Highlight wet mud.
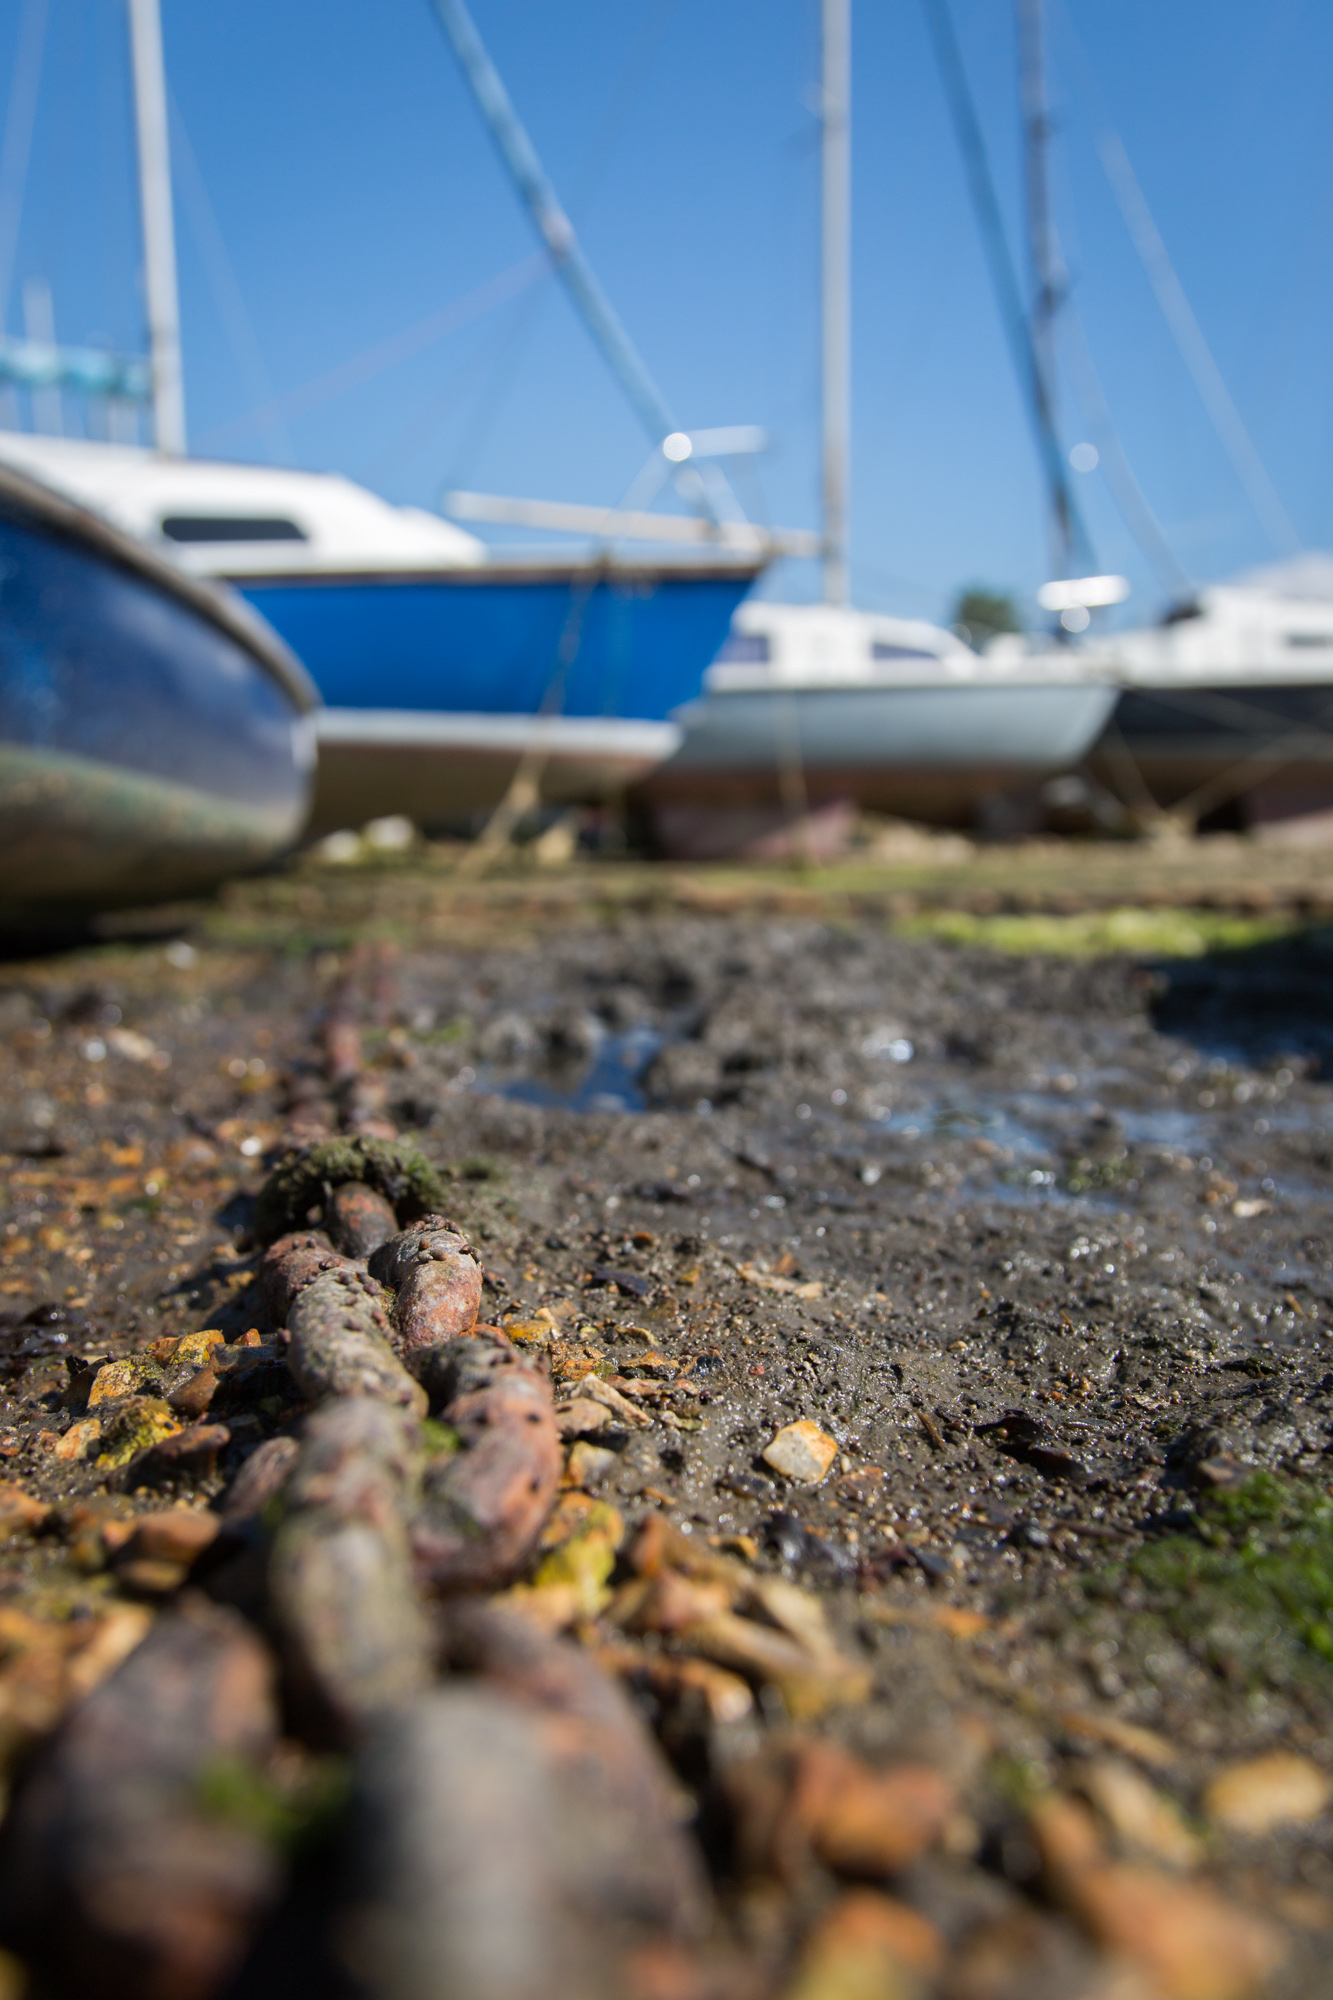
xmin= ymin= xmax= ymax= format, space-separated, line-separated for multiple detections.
xmin=2 ymin=908 xmax=1333 ymax=1995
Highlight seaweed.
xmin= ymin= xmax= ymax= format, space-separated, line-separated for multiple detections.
xmin=1097 ymin=1472 xmax=1333 ymax=1687
xmin=254 ymin=1136 xmax=449 ymax=1246
xmin=897 ymin=905 xmax=1289 ymax=959
xmin=1061 ymin=1152 xmax=1143 ymax=1195
xmin=196 ymin=1751 xmax=351 ymax=1855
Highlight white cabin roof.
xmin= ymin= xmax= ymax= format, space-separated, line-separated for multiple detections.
xmin=1082 ymin=560 xmax=1333 ymax=687
xmin=1231 ymin=553 xmax=1333 ymax=602
xmin=0 ymin=433 xmax=485 ymax=575
xmin=709 ymin=599 xmax=1100 ymax=690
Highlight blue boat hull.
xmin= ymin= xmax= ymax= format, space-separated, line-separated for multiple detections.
xmin=231 ymin=560 xmax=756 ymax=832
xmin=235 ymin=564 xmax=756 ymax=723
xmin=0 ymin=471 xmax=316 ymax=913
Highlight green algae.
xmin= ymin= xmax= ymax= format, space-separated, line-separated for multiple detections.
xmin=420 ymin=1018 xmax=471 ymax=1044
xmin=1092 ymin=1472 xmax=1333 ymax=1688
xmin=988 ymin=1752 xmax=1051 ymax=1809
xmin=420 ymin=1418 xmax=462 ymax=1459
xmin=197 ymin=1751 xmax=350 ymax=1853
xmin=255 ymin=1135 xmax=449 ymax=1245
xmin=1061 ymin=1152 xmax=1143 ymax=1195
xmin=895 ymin=905 xmax=1291 ymax=959
xmin=95 ymin=1397 xmax=181 ymax=1470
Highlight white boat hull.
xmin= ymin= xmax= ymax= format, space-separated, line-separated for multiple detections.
xmin=310 ymin=709 xmax=681 ymax=835
xmin=640 ymin=679 xmax=1117 ymax=832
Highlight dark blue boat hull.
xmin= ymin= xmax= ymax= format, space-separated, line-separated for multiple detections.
xmin=0 ymin=480 xmax=315 ymax=913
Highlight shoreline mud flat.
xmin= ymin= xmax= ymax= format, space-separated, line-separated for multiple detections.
xmin=1 ymin=858 xmax=1333 ymax=1996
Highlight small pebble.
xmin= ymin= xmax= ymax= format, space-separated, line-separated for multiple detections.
xmin=566 ymin=1441 xmax=619 ymax=1486
xmin=1204 ymin=1753 xmax=1332 ymax=1835
xmin=124 ymin=1508 xmax=221 ymax=1567
xmin=762 ymin=1419 xmax=839 ymax=1486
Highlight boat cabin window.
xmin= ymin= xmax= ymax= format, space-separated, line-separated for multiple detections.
xmin=159 ymin=516 xmax=308 ymax=543
xmin=871 ymin=641 xmax=937 ymax=660
xmin=715 ymin=632 xmax=770 ymax=663
xmin=1285 ymin=632 xmax=1333 ymax=648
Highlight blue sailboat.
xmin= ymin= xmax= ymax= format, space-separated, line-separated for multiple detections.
xmin=0 ymin=0 xmax=771 ymax=838
xmin=249 ymin=561 xmax=756 ymax=833
xmin=0 ymin=432 xmax=759 ymax=834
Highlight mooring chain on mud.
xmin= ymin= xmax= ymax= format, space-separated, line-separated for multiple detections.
xmin=0 ymin=944 xmax=714 ymax=2000
xmin=248 ymin=1142 xmax=699 ymax=1996
xmin=367 ymin=1217 xmax=484 ymax=1350
xmin=0 ymin=912 xmax=1320 ymax=2000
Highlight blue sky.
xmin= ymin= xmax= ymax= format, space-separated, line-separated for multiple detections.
xmin=1 ymin=0 xmax=1330 ymax=626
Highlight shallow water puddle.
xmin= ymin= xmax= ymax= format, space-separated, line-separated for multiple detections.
xmin=481 ymin=1025 xmax=664 ymax=1114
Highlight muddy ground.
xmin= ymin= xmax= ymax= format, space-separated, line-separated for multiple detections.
xmin=4 ymin=870 xmax=1333 ymax=1996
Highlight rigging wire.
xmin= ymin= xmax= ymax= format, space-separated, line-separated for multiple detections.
xmin=178 ymin=0 xmax=679 ymax=479
xmin=167 ymin=93 xmax=294 ymax=465
xmin=1060 ymin=295 xmax=1194 ymax=600
xmin=191 ymin=251 xmax=548 ymax=453
xmin=1017 ymin=0 xmax=1076 ymax=579
xmin=436 ymin=279 xmax=554 ymax=494
xmin=1019 ymin=5 xmax=1193 ymax=598
xmin=0 ymin=0 xmax=50 ymax=335
xmin=423 ymin=0 xmax=746 ymax=531
xmin=438 ymin=0 xmax=679 ymax=496
xmin=919 ymin=0 xmax=1095 ymax=578
xmin=568 ymin=0 xmax=679 ymax=217
xmin=1096 ymin=130 xmax=1301 ymax=558
xmin=423 ymin=0 xmax=680 ymax=453
xmin=849 ymin=554 xmax=957 ymax=613
xmin=361 ymin=287 xmax=549 ymax=489
xmin=1251 ymin=152 xmax=1333 ymax=436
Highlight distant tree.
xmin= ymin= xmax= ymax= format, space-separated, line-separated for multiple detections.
xmin=952 ymin=586 xmax=1021 ymax=651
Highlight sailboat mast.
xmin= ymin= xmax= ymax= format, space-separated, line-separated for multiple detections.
xmin=1016 ymin=0 xmax=1069 ymax=579
xmin=821 ymin=0 xmax=851 ymax=606
xmin=127 ymin=0 xmax=185 ymax=453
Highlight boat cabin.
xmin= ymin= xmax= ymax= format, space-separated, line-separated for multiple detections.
xmin=1086 ymin=556 xmax=1333 ymax=688
xmin=0 ymin=433 xmax=485 ymax=578
xmin=707 ymin=600 xmax=976 ymax=691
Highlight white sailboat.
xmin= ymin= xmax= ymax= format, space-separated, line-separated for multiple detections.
xmin=1078 ymin=557 xmax=1333 ymax=836
xmin=961 ymin=0 xmax=1333 ymax=842
xmin=647 ymin=600 xmax=1115 ymax=856
xmin=637 ymin=0 xmax=1117 ymax=857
